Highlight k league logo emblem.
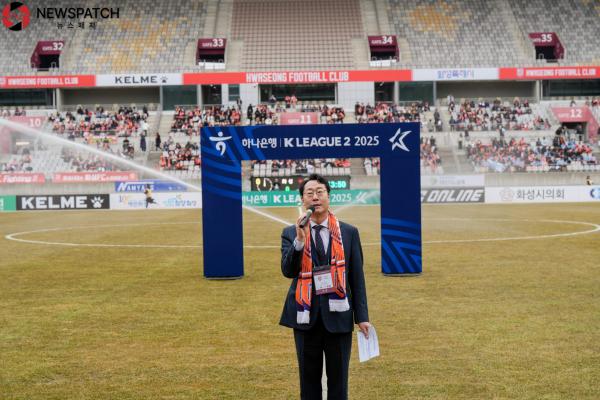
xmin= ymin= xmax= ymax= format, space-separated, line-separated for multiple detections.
xmin=209 ymin=131 xmax=233 ymax=156
xmin=389 ymin=129 xmax=410 ymax=152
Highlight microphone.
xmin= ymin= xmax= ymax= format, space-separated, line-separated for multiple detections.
xmin=298 ymin=206 xmax=315 ymax=228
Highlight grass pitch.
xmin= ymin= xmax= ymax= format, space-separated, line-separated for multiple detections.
xmin=0 ymin=203 xmax=599 ymax=399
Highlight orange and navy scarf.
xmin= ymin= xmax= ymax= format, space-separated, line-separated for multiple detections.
xmin=295 ymin=212 xmax=349 ymax=324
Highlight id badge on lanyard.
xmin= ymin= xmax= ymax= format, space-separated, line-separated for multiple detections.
xmin=313 ymin=265 xmax=335 ymax=295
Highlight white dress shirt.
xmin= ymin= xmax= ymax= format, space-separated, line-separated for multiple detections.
xmin=294 ymin=218 xmax=329 ymax=252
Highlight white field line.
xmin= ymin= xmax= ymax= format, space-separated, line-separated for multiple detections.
xmin=4 ymin=219 xmax=600 ymax=249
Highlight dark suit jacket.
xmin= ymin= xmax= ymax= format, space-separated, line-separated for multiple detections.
xmin=279 ymin=221 xmax=369 ymax=333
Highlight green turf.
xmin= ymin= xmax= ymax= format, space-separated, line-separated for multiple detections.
xmin=0 ymin=204 xmax=599 ymax=399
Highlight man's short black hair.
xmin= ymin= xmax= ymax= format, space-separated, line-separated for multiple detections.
xmin=299 ymin=173 xmax=331 ymax=196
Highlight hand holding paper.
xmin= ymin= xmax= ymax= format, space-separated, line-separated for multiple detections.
xmin=357 ymin=325 xmax=379 ymax=362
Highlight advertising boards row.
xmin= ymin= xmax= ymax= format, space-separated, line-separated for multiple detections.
xmin=1 ymin=66 xmax=599 ymax=89
xmin=2 ymin=186 xmax=599 ymax=212
xmin=0 ymin=193 xmax=201 ymax=211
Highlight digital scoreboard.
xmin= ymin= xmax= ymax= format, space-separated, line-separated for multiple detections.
xmin=251 ymin=175 xmax=351 ymax=191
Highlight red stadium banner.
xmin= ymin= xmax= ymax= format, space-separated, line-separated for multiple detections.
xmin=183 ymin=69 xmax=412 ymax=84
xmin=53 ymin=171 xmax=138 ymax=183
xmin=0 ymin=173 xmax=46 ymax=184
xmin=499 ymin=66 xmax=600 ymax=80
xmin=183 ymin=72 xmax=245 ymax=85
xmin=2 ymin=67 xmax=600 ymax=89
xmin=279 ymin=112 xmax=321 ymax=125
xmin=349 ymin=70 xmax=411 ymax=82
xmin=0 ymin=75 xmax=95 ymax=89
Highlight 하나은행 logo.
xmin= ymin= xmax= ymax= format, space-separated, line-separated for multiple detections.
xmin=209 ymin=131 xmax=233 ymax=156
xmin=2 ymin=2 xmax=30 ymax=31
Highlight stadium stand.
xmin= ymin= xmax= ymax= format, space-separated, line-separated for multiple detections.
xmin=363 ymin=136 xmax=444 ymax=176
xmin=385 ymin=0 xmax=527 ymax=68
xmin=0 ymin=148 xmax=32 ymax=172
xmin=1 ymin=0 xmax=599 ymax=74
xmin=1 ymin=1 xmax=599 ymax=183
xmin=383 ymin=0 xmax=600 ymax=68
xmin=250 ymin=159 xmax=350 ymax=177
xmin=171 ymin=105 xmax=243 ymax=135
xmin=448 ymin=98 xmax=550 ymax=132
xmin=355 ymin=101 xmax=428 ymax=124
xmin=507 ymin=0 xmax=600 ymax=65
xmin=231 ymin=0 xmax=363 ymax=70
xmin=363 ymin=157 xmax=379 ymax=176
xmin=1 ymin=142 xmax=133 ymax=176
xmin=67 ymin=0 xmax=207 ymax=73
xmin=0 ymin=0 xmax=207 ymax=74
xmin=49 ymin=106 xmax=149 ymax=137
xmin=0 ymin=0 xmax=79 ymax=74
xmin=467 ymin=136 xmax=598 ymax=173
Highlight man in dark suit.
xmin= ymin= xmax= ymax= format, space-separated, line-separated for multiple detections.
xmin=280 ymin=173 xmax=370 ymax=400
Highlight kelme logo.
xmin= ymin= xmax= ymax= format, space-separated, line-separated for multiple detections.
xmin=2 ymin=2 xmax=30 ymax=31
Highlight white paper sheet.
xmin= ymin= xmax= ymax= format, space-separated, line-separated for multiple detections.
xmin=357 ymin=325 xmax=380 ymax=362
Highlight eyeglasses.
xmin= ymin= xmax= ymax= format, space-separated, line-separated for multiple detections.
xmin=303 ymin=189 xmax=327 ymax=197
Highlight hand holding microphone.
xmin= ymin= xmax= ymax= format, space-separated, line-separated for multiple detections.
xmin=298 ymin=206 xmax=315 ymax=228
xmin=295 ymin=206 xmax=315 ymax=243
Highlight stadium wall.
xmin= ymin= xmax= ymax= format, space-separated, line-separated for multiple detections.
xmin=336 ymin=82 xmax=375 ymax=110
xmin=60 ymin=88 xmax=160 ymax=107
xmin=436 ymin=81 xmax=537 ymax=101
xmin=485 ymin=172 xmax=599 ymax=187
xmin=239 ymin=84 xmax=260 ymax=108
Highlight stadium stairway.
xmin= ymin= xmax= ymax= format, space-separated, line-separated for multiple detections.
xmin=214 ymin=0 xmax=234 ymax=38
xmin=438 ymin=106 xmax=452 ymax=132
xmin=144 ymin=150 xmax=163 ymax=175
xmin=437 ymin=148 xmax=463 ymax=174
xmin=360 ymin=0 xmax=379 ymax=35
xmin=497 ymin=0 xmax=534 ymax=61
xmin=351 ymin=39 xmax=371 ymax=70
xmin=225 ymin=40 xmax=244 ymax=71
xmin=158 ymin=111 xmax=175 ymax=138
xmin=60 ymin=28 xmax=86 ymax=72
xmin=375 ymin=0 xmax=392 ymax=34
xmin=202 ymin=0 xmax=218 ymax=38
xmin=351 ymin=159 xmax=367 ymax=176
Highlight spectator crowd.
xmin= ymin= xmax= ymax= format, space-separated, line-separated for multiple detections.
xmin=448 ymin=97 xmax=549 ymax=132
xmin=0 ymin=148 xmax=32 ymax=172
xmin=159 ymin=134 xmax=200 ymax=171
xmin=49 ymin=105 xmax=149 ymax=138
xmin=467 ymin=135 xmax=597 ymax=172
xmin=355 ymin=101 xmax=429 ymax=125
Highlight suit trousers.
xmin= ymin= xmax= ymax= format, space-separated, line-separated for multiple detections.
xmin=293 ymin=314 xmax=352 ymax=400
